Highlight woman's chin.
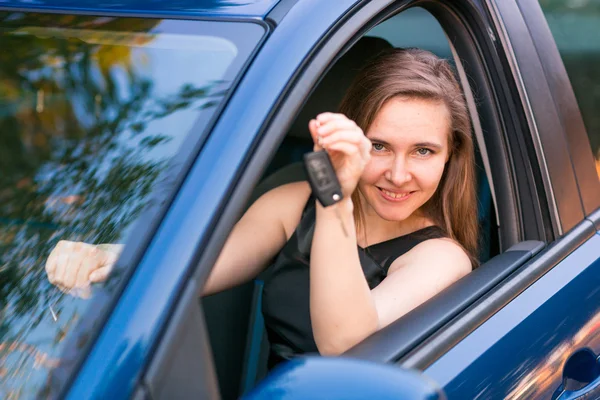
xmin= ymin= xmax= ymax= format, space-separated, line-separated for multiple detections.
xmin=366 ymin=194 xmax=423 ymax=222
xmin=369 ymin=202 xmax=416 ymax=222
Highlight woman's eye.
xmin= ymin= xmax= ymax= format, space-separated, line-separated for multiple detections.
xmin=416 ymin=148 xmax=432 ymax=156
xmin=372 ymin=143 xmax=386 ymax=152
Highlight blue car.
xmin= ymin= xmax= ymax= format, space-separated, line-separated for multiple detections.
xmin=0 ymin=0 xmax=599 ymax=399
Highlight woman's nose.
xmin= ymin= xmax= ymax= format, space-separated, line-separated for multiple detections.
xmin=384 ymin=157 xmax=412 ymax=185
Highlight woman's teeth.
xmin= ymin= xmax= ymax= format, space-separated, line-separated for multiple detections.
xmin=380 ymin=188 xmax=411 ymax=199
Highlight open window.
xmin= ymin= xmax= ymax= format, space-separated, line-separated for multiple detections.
xmin=199 ymin=2 xmax=550 ymax=399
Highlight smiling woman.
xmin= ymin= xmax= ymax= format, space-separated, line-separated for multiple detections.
xmin=340 ymin=48 xmax=478 ymax=266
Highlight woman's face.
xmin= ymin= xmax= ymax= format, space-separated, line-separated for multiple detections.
xmin=357 ymin=96 xmax=451 ymax=223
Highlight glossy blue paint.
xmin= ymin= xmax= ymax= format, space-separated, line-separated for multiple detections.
xmin=0 ymin=0 xmax=279 ymax=18
xmin=243 ymin=357 xmax=444 ymax=400
xmin=425 ymin=232 xmax=600 ymax=399
xmin=66 ymin=1 xmax=360 ymax=398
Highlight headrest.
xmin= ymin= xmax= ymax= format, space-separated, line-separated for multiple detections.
xmin=288 ymin=36 xmax=393 ymax=140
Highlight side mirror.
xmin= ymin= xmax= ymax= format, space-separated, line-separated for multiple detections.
xmin=243 ymin=356 xmax=446 ymax=399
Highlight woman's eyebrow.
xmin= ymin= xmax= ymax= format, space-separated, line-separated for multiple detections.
xmin=368 ymin=136 xmax=443 ymax=150
xmin=414 ymin=142 xmax=443 ymax=150
xmin=367 ymin=136 xmax=391 ymax=146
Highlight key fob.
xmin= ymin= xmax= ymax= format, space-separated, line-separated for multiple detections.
xmin=303 ymin=150 xmax=343 ymax=207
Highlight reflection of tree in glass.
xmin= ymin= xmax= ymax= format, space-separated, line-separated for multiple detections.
xmin=0 ymin=12 xmax=228 ymax=395
xmin=539 ymin=0 xmax=600 ymax=13
xmin=538 ymin=1 xmax=600 ymax=178
xmin=562 ymin=54 xmax=600 ymax=157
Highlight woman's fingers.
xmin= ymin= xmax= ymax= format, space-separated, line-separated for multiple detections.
xmin=45 ymin=240 xmax=113 ymax=294
xmin=308 ymin=119 xmax=323 ymax=151
xmin=315 ymin=112 xmax=349 ymax=124
xmin=320 ymin=130 xmax=363 ymax=147
xmin=316 ymin=118 xmax=358 ymax=137
xmin=45 ymin=244 xmax=59 ymax=283
xmin=53 ymin=241 xmax=73 ymax=287
xmin=322 ymin=131 xmax=371 ymax=163
xmin=75 ymin=246 xmax=99 ymax=289
xmin=326 ymin=142 xmax=363 ymax=159
xmin=63 ymin=242 xmax=86 ymax=289
xmin=359 ymin=136 xmax=372 ymax=161
xmin=89 ymin=265 xmax=113 ymax=283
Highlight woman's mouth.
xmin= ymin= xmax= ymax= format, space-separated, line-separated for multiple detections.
xmin=377 ymin=187 xmax=414 ymax=202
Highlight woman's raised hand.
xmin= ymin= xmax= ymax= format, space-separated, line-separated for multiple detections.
xmin=309 ymin=113 xmax=371 ymax=197
xmin=45 ymin=241 xmax=120 ymax=298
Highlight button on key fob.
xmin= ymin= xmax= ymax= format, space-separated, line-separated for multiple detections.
xmin=303 ymin=150 xmax=343 ymax=207
xmin=304 ymin=150 xmax=349 ymax=237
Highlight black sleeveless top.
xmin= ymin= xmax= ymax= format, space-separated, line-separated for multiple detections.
xmin=261 ymin=197 xmax=446 ymax=369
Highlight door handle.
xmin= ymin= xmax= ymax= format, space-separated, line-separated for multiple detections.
xmin=552 ymin=348 xmax=600 ymax=400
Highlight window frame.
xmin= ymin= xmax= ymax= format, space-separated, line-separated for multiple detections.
xmin=486 ymin=0 xmax=591 ymax=234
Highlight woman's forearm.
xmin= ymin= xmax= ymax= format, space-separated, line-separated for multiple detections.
xmin=310 ymin=198 xmax=379 ymax=355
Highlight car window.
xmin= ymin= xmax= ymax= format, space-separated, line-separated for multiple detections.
xmin=0 ymin=12 xmax=263 ymax=397
xmin=367 ymin=7 xmax=452 ymax=58
xmin=538 ymin=0 xmax=600 ymax=179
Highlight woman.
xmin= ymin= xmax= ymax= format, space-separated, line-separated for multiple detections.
xmin=45 ymin=48 xmax=478 ymax=366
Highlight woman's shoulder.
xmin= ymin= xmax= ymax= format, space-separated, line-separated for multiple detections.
xmin=389 ymin=235 xmax=472 ymax=278
xmin=252 ymin=181 xmax=312 ymax=239
xmin=250 ymin=180 xmax=310 ymax=206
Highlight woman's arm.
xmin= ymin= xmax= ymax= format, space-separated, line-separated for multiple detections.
xmin=311 ymin=208 xmax=471 ymax=354
xmin=45 ymin=181 xmax=311 ymax=298
xmin=370 ymin=238 xmax=471 ymax=329
xmin=306 ymin=113 xmax=379 ymax=354
xmin=310 ymin=197 xmax=379 ymax=355
xmin=202 ymin=181 xmax=311 ymax=295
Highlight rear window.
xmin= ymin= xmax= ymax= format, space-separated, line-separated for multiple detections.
xmin=538 ymin=0 xmax=600 ymax=178
xmin=0 ymin=12 xmax=263 ymax=397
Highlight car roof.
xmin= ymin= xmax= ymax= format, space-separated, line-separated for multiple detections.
xmin=0 ymin=0 xmax=282 ymax=18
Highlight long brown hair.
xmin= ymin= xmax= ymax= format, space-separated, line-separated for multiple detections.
xmin=338 ymin=47 xmax=479 ymax=267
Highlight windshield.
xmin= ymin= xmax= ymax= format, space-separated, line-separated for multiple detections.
xmin=0 ymin=12 xmax=263 ymax=397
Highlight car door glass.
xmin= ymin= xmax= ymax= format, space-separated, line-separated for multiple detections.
xmin=0 ymin=13 xmax=263 ymax=398
xmin=539 ymin=0 xmax=600 ymax=179
xmin=367 ymin=7 xmax=452 ymax=59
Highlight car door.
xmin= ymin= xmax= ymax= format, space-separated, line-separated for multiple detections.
xmin=196 ymin=0 xmax=577 ymax=397
xmin=246 ymin=0 xmax=599 ymax=398
xmin=129 ymin=0 xmax=595 ymax=398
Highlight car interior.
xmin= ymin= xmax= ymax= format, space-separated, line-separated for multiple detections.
xmin=201 ymin=6 xmax=522 ymax=400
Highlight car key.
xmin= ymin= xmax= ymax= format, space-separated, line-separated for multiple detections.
xmin=303 ymin=149 xmax=349 ymax=237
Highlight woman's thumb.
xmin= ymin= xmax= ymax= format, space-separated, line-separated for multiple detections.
xmin=89 ymin=265 xmax=112 ymax=282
